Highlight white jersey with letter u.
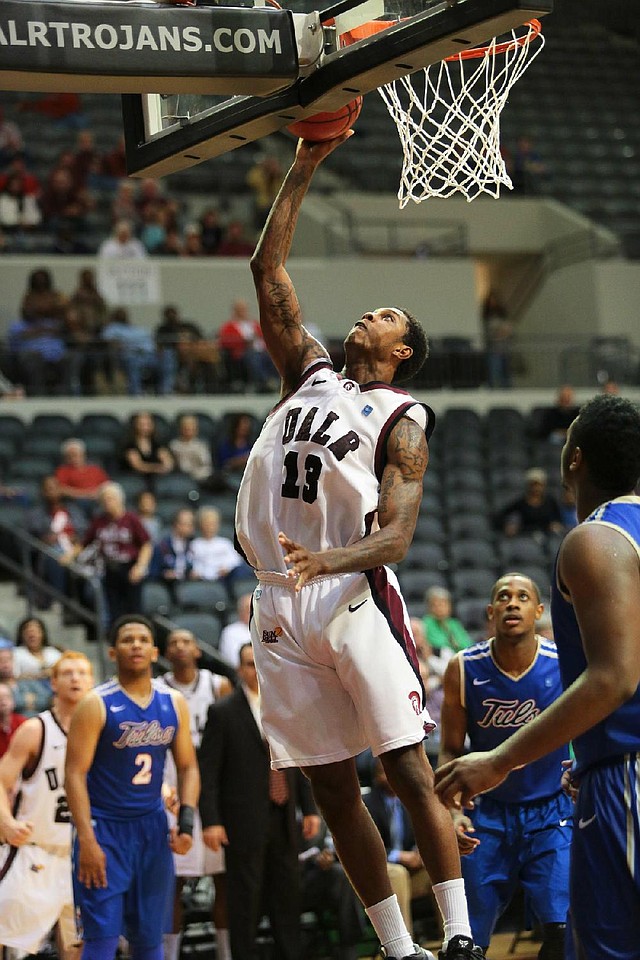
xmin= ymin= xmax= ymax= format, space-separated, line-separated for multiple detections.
xmin=14 ymin=709 xmax=70 ymax=849
xmin=236 ymin=359 xmax=435 ymax=572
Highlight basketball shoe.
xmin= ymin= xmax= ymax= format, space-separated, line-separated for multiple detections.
xmin=438 ymin=935 xmax=484 ymax=959
xmin=381 ymin=946 xmax=436 ymax=960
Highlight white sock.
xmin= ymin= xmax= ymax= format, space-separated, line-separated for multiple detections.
xmin=163 ymin=933 xmax=181 ymax=960
xmin=365 ymin=894 xmax=414 ymax=958
xmin=432 ymin=878 xmax=472 ymax=946
xmin=216 ymin=927 xmax=232 ymax=960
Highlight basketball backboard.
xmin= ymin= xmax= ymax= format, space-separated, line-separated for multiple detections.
xmin=122 ymin=0 xmax=553 ymax=177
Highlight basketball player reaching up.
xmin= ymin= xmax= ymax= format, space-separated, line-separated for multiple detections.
xmin=439 ymin=573 xmax=571 ymax=958
xmin=435 ymin=395 xmax=640 ymax=959
xmin=234 ymin=133 xmax=482 ymax=960
xmin=65 ymin=615 xmax=200 ymax=960
xmin=0 ymin=651 xmax=94 ymax=960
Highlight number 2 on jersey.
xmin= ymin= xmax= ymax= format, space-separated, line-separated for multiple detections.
xmin=132 ymin=752 xmax=153 ymax=785
xmin=281 ymin=452 xmax=322 ymax=503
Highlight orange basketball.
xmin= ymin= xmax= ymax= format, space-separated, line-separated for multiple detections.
xmin=286 ymin=96 xmax=363 ymax=142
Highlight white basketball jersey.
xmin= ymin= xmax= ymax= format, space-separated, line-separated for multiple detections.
xmin=163 ymin=669 xmax=225 ymax=748
xmin=14 ymin=710 xmax=70 ymax=849
xmin=236 ymin=359 xmax=434 ymax=572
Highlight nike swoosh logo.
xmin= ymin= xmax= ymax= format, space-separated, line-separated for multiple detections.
xmin=559 ymin=819 xmax=568 ymax=826
xmin=473 ymin=678 xmax=491 ymax=686
xmin=578 ymin=815 xmax=596 ymax=829
xmin=348 ymin=600 xmax=368 ymax=613
xmin=312 ymin=378 xmax=326 ymax=386
xmin=110 ymin=704 xmax=127 ymax=712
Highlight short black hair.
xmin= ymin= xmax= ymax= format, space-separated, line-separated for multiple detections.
xmin=109 ymin=614 xmax=155 ymax=647
xmin=491 ymin=573 xmax=541 ymax=604
xmin=394 ymin=309 xmax=429 ymax=384
xmin=571 ymin=395 xmax=640 ymax=493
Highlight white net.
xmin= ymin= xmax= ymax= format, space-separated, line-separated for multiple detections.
xmin=378 ymin=21 xmax=545 ymax=206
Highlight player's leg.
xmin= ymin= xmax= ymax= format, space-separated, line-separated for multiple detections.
xmin=212 ymin=873 xmax=232 ymax=960
xmin=163 ymin=876 xmax=187 ymax=960
xmin=73 ymin=820 xmax=130 ymax=960
xmin=126 ymin=810 xmax=175 ymax=957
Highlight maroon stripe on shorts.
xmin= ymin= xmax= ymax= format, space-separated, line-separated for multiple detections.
xmin=365 ymin=566 xmax=424 ymax=699
xmin=0 ymin=843 xmax=19 ymax=883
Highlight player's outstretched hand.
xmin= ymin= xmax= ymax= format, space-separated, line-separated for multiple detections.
xmin=77 ymin=837 xmax=107 ymax=889
xmin=279 ymin=531 xmax=327 ymax=591
xmin=169 ymin=827 xmax=193 ymax=855
xmin=295 ymin=130 xmax=354 ymax=165
xmin=434 ymin=751 xmax=509 ymax=809
xmin=3 ymin=817 xmax=33 ymax=846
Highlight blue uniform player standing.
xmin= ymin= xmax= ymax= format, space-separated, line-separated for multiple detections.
xmin=65 ymin=615 xmax=200 ymax=960
xmin=435 ymin=394 xmax=640 ymax=960
xmin=439 ymin=574 xmax=571 ymax=958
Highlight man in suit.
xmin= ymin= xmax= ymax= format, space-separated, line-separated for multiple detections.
xmin=199 ymin=643 xmax=320 ymax=960
xmin=364 ymin=758 xmax=433 ymax=939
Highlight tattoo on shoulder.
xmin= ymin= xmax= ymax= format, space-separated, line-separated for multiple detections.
xmin=388 ymin=417 xmax=428 ymax=482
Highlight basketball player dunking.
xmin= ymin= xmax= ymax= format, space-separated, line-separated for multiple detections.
xmin=234 ymin=134 xmax=482 ymax=960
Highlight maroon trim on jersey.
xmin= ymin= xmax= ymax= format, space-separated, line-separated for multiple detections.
xmin=365 ymin=566 xmax=424 ymax=697
xmin=373 ymin=401 xmax=434 ymax=482
xmin=0 ymin=842 xmax=19 ymax=881
xmin=268 ymin=359 xmax=334 ymax=418
xmin=21 ymin=715 xmax=45 ymax=783
xmin=363 ymin=510 xmax=376 ymax=537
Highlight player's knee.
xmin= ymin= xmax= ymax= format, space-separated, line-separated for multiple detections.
xmin=131 ymin=943 xmax=164 ymax=960
xmin=538 ymin=922 xmax=566 ymax=960
xmin=81 ymin=936 xmax=120 ymax=960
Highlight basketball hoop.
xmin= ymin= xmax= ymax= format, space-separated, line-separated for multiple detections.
xmin=342 ymin=19 xmax=544 ymax=205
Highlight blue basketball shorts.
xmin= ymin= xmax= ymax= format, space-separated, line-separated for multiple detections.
xmin=73 ymin=808 xmax=175 ymax=948
xmin=569 ymin=754 xmax=640 ymax=960
xmin=461 ymin=791 xmax=572 ymax=948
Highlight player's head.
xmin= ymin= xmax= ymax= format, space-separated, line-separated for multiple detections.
xmin=562 ymin=394 xmax=640 ymax=497
xmin=50 ymin=651 xmax=94 ymax=704
xmin=488 ymin=573 xmax=543 ymax=642
xmin=344 ymin=307 xmax=428 ymax=383
xmin=108 ymin=615 xmax=158 ymax=673
xmin=237 ymin=642 xmax=258 ymax=693
xmin=165 ymin=628 xmax=201 ymax=667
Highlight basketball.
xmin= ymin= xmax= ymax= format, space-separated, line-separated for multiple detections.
xmin=286 ymin=97 xmax=363 ymax=142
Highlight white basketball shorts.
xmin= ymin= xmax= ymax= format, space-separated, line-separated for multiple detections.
xmin=168 ymin=807 xmax=225 ymax=877
xmin=0 ymin=841 xmax=75 ymax=953
xmin=252 ymin=567 xmax=435 ymax=768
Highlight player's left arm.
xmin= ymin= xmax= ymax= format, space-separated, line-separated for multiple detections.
xmin=169 ymin=691 xmax=201 ymax=855
xmin=438 ymin=656 xmax=480 ymax=853
xmin=279 ymin=415 xmax=427 ymax=589
xmin=435 ymin=523 xmax=640 ymax=808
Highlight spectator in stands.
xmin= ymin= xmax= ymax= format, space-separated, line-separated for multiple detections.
xmin=0 ymin=155 xmax=40 ymax=198
xmin=0 ymin=106 xmax=25 ymax=167
xmin=155 ymin=305 xmax=195 ymax=394
xmin=558 ymin=485 xmax=578 ymax=531
xmin=39 ymin=167 xmax=92 ymax=235
xmin=26 ymin=475 xmax=87 ymax=609
xmin=71 ymin=129 xmax=99 ymax=190
xmin=101 ymin=136 xmax=128 ymax=183
xmin=156 ymin=307 xmax=219 ymax=394
xmin=68 ymin=480 xmax=152 ymax=625
xmin=98 ymin=219 xmax=147 ymax=258
xmin=159 ymin=226 xmax=184 ymax=257
xmin=135 ymin=489 xmax=162 ymax=543
xmin=0 ymin=167 xmax=41 ymax=239
xmin=218 ymin=299 xmax=274 ymax=392
xmin=190 ymin=506 xmax=246 ymax=585
xmin=19 ymin=92 xmax=86 ymax=129
xmin=110 ymin=180 xmax=139 ymax=229
xmin=537 ymin=385 xmax=580 ymax=444
xmin=216 ymin=412 xmax=255 ymax=491
xmin=8 ymin=268 xmax=70 ymax=395
xmin=21 ymin=266 xmax=66 ymax=323
xmin=218 ymin=592 xmax=252 ymax=668
xmin=150 ymin=508 xmax=195 ymax=598
xmin=410 ymin=618 xmax=445 ymax=730
xmin=497 ymin=467 xmax=564 ymax=539
xmin=68 ymin=267 xmax=108 ymax=393
xmin=54 ymin=438 xmax=110 ymax=514
xmin=481 ymin=290 xmax=513 ymax=389
xmin=422 ymin=587 xmax=472 ymax=663
xmin=199 ymin=207 xmax=223 ymax=255
xmin=140 ymin=202 xmax=169 ymax=254
xmin=0 ymin=680 xmax=26 ymax=759
xmin=169 ymin=414 xmax=213 ymax=483
xmin=13 ymin=617 xmax=61 ymax=680
xmin=246 ymin=154 xmax=283 ymax=230
xmin=120 ymin=411 xmax=174 ymax=490
xmin=215 ymin=220 xmax=255 ymax=257
xmin=182 ymin=223 xmax=205 ymax=257
xmin=601 ymin=378 xmax=620 ymax=396
xmin=0 ymin=643 xmax=51 ymax=719
xmin=69 ymin=266 xmax=107 ymax=332
xmin=511 ymin=135 xmax=547 ymax=195
xmin=102 ymin=307 xmax=175 ymax=396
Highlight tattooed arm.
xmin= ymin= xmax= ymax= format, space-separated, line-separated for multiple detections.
xmin=250 ymin=137 xmax=351 ymax=393
xmin=279 ymin=416 xmax=428 ymax=588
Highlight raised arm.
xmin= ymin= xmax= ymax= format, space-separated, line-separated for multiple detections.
xmin=280 ymin=414 xmax=427 ymax=587
xmin=64 ymin=692 xmax=107 ymax=888
xmin=0 ymin=718 xmax=42 ymax=845
xmin=249 ymin=137 xmax=350 ymax=393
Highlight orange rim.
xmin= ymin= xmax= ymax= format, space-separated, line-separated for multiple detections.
xmin=339 ymin=17 xmax=542 ymax=57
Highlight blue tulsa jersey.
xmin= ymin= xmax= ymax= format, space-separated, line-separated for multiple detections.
xmin=462 ymin=637 xmax=569 ymax=803
xmin=88 ymin=678 xmax=178 ymax=819
xmin=551 ymin=495 xmax=640 ymax=775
